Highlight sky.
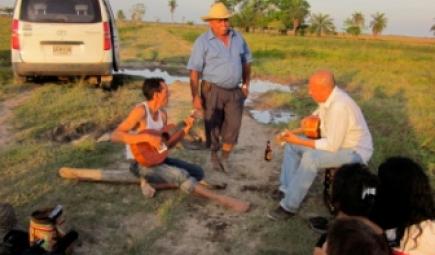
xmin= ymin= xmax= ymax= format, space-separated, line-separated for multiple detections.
xmin=1 ymin=0 xmax=434 ymax=37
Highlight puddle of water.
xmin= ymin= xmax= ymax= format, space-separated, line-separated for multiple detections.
xmin=249 ymin=109 xmax=297 ymax=124
xmin=121 ymin=68 xmax=297 ymax=124
xmin=245 ymin=80 xmax=297 ymax=124
xmin=120 ymin=68 xmax=189 ymax=84
xmin=249 ymin=80 xmax=292 ymax=93
xmin=244 ymin=79 xmax=295 ymax=105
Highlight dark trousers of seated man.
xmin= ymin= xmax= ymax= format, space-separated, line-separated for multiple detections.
xmin=138 ymin=157 xmax=204 ymax=193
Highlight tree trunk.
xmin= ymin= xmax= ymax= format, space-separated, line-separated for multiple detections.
xmin=58 ymin=167 xmax=176 ymax=189
xmin=293 ymin=18 xmax=301 ymax=36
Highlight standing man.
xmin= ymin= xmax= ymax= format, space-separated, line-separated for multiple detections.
xmin=187 ymin=2 xmax=252 ymax=172
xmin=268 ymin=70 xmax=373 ymax=220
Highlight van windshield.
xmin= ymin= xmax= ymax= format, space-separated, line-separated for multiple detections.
xmin=20 ymin=0 xmax=102 ymax=23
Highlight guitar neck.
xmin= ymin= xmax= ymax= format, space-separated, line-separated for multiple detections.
xmin=290 ymin=128 xmax=304 ymax=134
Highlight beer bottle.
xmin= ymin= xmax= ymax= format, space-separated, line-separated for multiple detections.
xmin=264 ymin=140 xmax=272 ymax=161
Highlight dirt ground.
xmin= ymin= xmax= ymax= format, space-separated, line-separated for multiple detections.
xmin=96 ymin=81 xmax=289 ymax=254
xmin=149 ymin=105 xmax=285 ymax=254
xmin=1 ymin=80 xmax=323 ymax=254
xmin=91 ymin=81 xmax=323 ymax=254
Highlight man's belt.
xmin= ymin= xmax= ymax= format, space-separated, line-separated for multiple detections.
xmin=201 ymin=80 xmax=239 ymax=91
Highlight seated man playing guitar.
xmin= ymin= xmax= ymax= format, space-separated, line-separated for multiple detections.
xmin=267 ymin=70 xmax=373 ymax=220
xmin=111 ymin=78 xmax=249 ymax=213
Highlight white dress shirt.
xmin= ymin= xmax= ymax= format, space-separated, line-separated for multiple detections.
xmin=313 ymin=87 xmax=373 ymax=163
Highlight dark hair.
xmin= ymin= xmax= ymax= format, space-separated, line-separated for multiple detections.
xmin=327 ymin=218 xmax=391 ymax=255
xmin=374 ymin=156 xmax=435 ymax=248
xmin=332 ymin=163 xmax=379 ymax=217
xmin=142 ymin=78 xmax=165 ymax=100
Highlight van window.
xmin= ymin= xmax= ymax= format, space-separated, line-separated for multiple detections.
xmin=20 ymin=0 xmax=102 ymax=23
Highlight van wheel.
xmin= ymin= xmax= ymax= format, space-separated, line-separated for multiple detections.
xmin=101 ymin=81 xmax=112 ymax=90
xmin=13 ymin=73 xmax=27 ymax=85
xmin=100 ymin=75 xmax=113 ymax=90
xmin=87 ymin=76 xmax=100 ymax=87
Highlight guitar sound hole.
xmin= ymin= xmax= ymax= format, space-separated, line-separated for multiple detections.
xmin=161 ymin=132 xmax=170 ymax=142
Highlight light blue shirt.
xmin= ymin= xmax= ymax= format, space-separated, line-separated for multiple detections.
xmin=187 ymin=29 xmax=253 ymax=89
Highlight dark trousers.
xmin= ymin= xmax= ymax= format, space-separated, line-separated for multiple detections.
xmin=130 ymin=157 xmax=204 ymax=182
xmin=201 ymin=81 xmax=245 ymax=152
xmin=163 ymin=157 xmax=204 ymax=181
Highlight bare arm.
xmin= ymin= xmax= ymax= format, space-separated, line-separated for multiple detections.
xmin=241 ymin=63 xmax=251 ymax=97
xmin=242 ymin=63 xmax=251 ymax=86
xmin=166 ymin=116 xmax=195 ymax=149
xmin=190 ymin=70 xmax=203 ymax=111
xmin=111 ymin=106 xmax=162 ymax=148
xmin=282 ymin=131 xmax=316 ymax=148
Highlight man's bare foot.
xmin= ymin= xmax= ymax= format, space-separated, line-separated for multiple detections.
xmin=140 ymin=178 xmax=156 ymax=198
xmin=233 ymin=201 xmax=251 ymax=213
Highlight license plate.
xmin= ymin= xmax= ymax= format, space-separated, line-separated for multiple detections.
xmin=53 ymin=45 xmax=71 ymax=56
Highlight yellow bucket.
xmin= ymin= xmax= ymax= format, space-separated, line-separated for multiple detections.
xmin=29 ymin=206 xmax=63 ymax=252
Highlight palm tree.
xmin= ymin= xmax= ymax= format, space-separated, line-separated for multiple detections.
xmin=130 ymin=3 xmax=145 ymax=22
xmin=168 ymin=0 xmax=177 ymax=22
xmin=117 ymin=10 xmax=126 ymax=21
xmin=370 ymin=12 xmax=387 ymax=36
xmin=431 ymin=20 xmax=435 ymax=36
xmin=352 ymin=11 xmax=365 ymax=28
xmin=344 ymin=11 xmax=365 ymax=36
xmin=309 ymin=13 xmax=335 ymax=37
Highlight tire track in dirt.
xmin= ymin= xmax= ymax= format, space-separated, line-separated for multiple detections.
xmin=0 ymin=92 xmax=31 ymax=146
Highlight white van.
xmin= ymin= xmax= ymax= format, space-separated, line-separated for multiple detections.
xmin=11 ymin=0 xmax=120 ymax=86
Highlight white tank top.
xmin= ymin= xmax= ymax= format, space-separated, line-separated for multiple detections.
xmin=142 ymin=101 xmax=164 ymax=131
xmin=125 ymin=101 xmax=164 ymax=159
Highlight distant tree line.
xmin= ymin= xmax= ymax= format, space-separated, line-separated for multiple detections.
xmin=115 ymin=1 xmax=435 ymax=37
xmin=117 ymin=1 xmax=178 ymax=23
xmin=220 ymin=0 xmax=390 ymax=37
xmin=0 ymin=7 xmax=13 ymax=16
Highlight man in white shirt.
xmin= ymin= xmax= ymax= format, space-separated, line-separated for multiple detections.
xmin=268 ymin=70 xmax=373 ymax=220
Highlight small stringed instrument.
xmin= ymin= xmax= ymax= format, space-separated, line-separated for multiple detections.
xmin=277 ymin=115 xmax=321 ymax=143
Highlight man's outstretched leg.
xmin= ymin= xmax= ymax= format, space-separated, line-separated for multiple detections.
xmin=143 ymin=163 xmax=250 ymax=213
xmin=193 ymin=183 xmax=250 ymax=213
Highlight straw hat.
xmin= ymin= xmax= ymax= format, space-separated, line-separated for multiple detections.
xmin=201 ymin=2 xmax=232 ymax=21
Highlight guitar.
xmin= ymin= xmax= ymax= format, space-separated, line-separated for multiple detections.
xmin=294 ymin=115 xmax=321 ymax=139
xmin=277 ymin=115 xmax=321 ymax=143
xmin=130 ymin=111 xmax=199 ymax=167
xmin=129 ymin=129 xmax=170 ymax=168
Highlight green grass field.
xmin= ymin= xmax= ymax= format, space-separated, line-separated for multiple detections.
xmin=0 ymin=17 xmax=434 ymax=254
